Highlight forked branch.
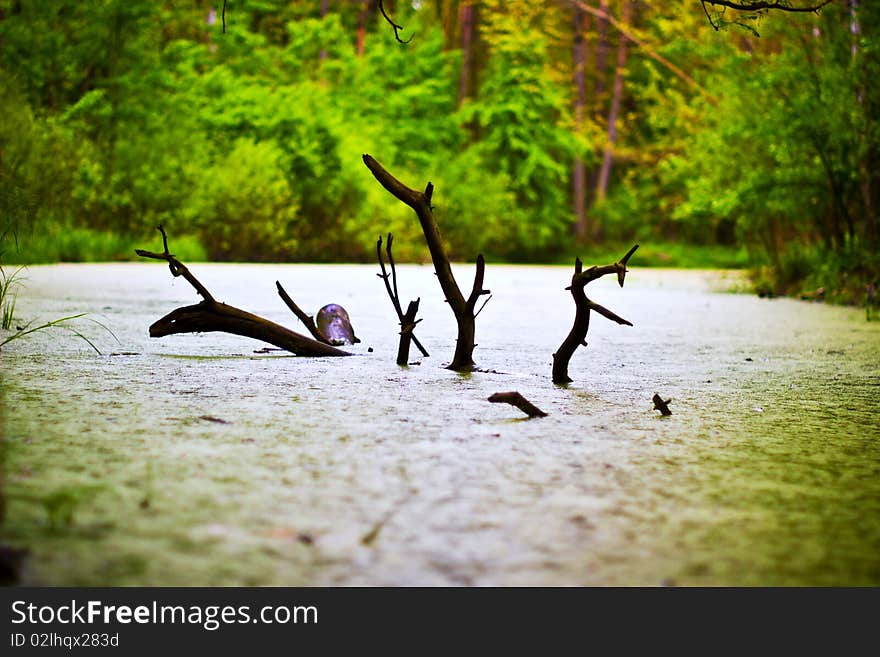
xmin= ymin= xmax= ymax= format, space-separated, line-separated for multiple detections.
xmin=552 ymin=245 xmax=638 ymax=384
xmin=363 ymin=154 xmax=485 ymax=371
xmin=379 ymin=0 xmax=413 ymax=44
xmin=136 ymin=225 xmax=215 ymax=303
xmin=377 ymin=234 xmax=428 ymax=358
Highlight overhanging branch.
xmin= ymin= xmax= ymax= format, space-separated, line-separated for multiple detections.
xmin=702 ymin=1 xmax=833 ymax=12
xmin=379 ymin=0 xmax=413 ymax=44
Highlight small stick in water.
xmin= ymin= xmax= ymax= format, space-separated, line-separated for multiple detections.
xmin=652 ymin=393 xmax=672 ymax=416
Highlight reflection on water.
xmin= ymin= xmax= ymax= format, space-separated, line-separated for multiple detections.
xmin=1 ymin=263 xmax=878 ymax=585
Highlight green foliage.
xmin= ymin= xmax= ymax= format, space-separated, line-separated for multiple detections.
xmin=186 ymin=138 xmax=299 ymax=261
xmin=0 ymin=0 xmax=876 ymax=304
xmin=461 ymin=1 xmax=577 ymax=257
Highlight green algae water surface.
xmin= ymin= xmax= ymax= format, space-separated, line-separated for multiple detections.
xmin=1 ymin=263 xmax=878 ymax=585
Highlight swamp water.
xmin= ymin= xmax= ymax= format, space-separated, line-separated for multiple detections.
xmin=1 ymin=263 xmax=878 ymax=586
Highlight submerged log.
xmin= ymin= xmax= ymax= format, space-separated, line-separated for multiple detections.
xmin=488 ymin=392 xmax=548 ymax=418
xmin=137 ymin=226 xmax=350 ymax=357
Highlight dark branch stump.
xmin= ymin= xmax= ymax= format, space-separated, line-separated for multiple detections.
xmin=364 ymin=155 xmax=489 ymax=371
xmin=653 ymin=393 xmax=672 ymax=416
xmin=552 ymin=245 xmax=638 ymax=384
xmin=397 ymin=299 xmax=422 ymax=366
xmin=136 ymin=227 xmax=350 ymax=357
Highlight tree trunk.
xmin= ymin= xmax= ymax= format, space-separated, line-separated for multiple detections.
xmin=319 ymin=0 xmax=329 ymax=61
xmin=440 ymin=0 xmax=459 ymax=50
xmin=595 ymin=0 xmax=631 ymax=207
xmin=458 ymin=1 xmax=475 ymax=105
xmin=357 ymin=0 xmax=373 ymax=56
xmin=397 ymin=299 xmax=421 ymax=366
xmin=572 ymin=3 xmax=589 ymax=241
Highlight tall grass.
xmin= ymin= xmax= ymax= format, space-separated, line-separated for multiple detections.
xmin=0 ymin=265 xmax=22 ymax=330
xmin=0 ymin=264 xmax=117 ymax=352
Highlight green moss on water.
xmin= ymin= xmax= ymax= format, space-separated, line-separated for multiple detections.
xmin=1 ymin=266 xmax=878 ymax=586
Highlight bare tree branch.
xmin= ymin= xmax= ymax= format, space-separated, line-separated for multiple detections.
xmin=397 ymin=298 xmax=421 ymax=366
xmin=377 ymin=234 xmax=429 ymax=358
xmin=553 ymin=245 xmax=638 ymax=384
xmin=466 ymin=254 xmax=490 ymax=313
xmin=703 ymin=1 xmax=833 ymax=12
xmin=136 ymin=225 xmax=215 ymax=303
xmin=653 ymin=393 xmax=673 ymax=416
xmin=379 ymin=0 xmax=413 ymax=44
xmin=363 ymin=154 xmax=483 ymax=371
xmin=275 ymin=280 xmax=329 ymax=344
xmin=701 ymin=0 xmax=834 ymax=34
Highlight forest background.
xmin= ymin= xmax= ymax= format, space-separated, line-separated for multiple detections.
xmin=1 ymin=1 xmax=877 ymax=305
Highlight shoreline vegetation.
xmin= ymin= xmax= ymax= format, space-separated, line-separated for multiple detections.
xmin=2 ymin=229 xmax=872 ymax=310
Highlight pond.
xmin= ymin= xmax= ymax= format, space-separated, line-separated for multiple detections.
xmin=1 ymin=261 xmax=878 ymax=585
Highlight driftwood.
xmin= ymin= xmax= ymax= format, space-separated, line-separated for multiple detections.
xmin=363 ymin=154 xmax=490 ymax=371
xmin=652 ymin=393 xmax=672 ymax=416
xmin=377 ymin=233 xmax=428 ymax=364
xmin=488 ymin=392 xmax=548 ymax=418
xmin=136 ymin=226 xmax=350 ymax=357
xmin=552 ymin=245 xmax=638 ymax=384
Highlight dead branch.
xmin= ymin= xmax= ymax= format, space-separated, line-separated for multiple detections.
xmin=379 ymin=0 xmax=413 ymax=44
xmin=136 ymin=227 xmax=349 ymax=357
xmin=700 ymin=0 xmax=833 ymax=32
xmin=363 ymin=154 xmax=485 ymax=371
xmin=377 ymin=234 xmax=429 ymax=358
xmin=275 ymin=281 xmax=329 ymax=344
xmin=136 ymin=225 xmax=215 ymax=303
xmin=488 ymin=392 xmax=548 ymax=418
xmin=702 ymin=0 xmax=832 ymax=12
xmin=552 ymin=245 xmax=638 ymax=384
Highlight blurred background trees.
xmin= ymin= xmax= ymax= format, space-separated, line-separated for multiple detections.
xmin=0 ymin=1 xmax=876 ymax=303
